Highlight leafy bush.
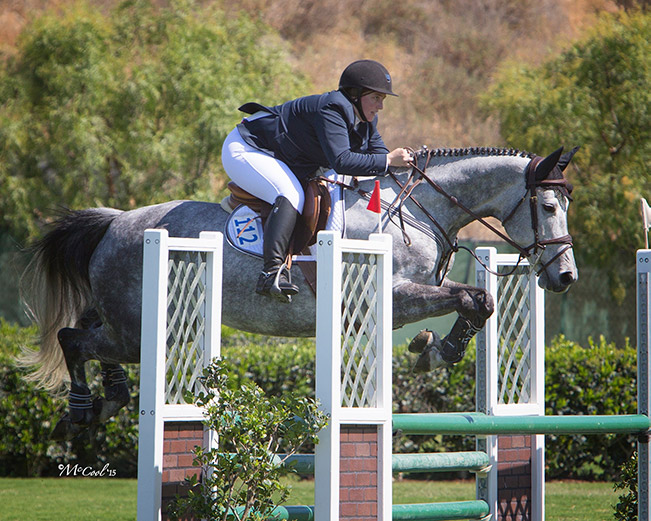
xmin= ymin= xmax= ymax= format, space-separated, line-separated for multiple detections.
xmin=392 ymin=341 xmax=478 ymax=460
xmin=0 ymin=323 xmax=318 ymax=478
xmin=0 ymin=318 xmax=140 ymax=477
xmin=223 ymin=332 xmax=641 ymax=481
xmin=545 ymin=335 xmax=638 ymax=480
xmin=221 ymin=327 xmax=316 ymax=399
xmin=222 ymin=329 xmax=479 ymax=462
xmin=0 ymin=320 xmax=58 ymax=476
xmin=613 ymin=451 xmax=638 ymax=521
xmin=168 ymin=359 xmax=327 ymax=521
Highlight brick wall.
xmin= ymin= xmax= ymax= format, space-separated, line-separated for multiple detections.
xmin=497 ymin=434 xmax=532 ymax=521
xmin=339 ymin=425 xmax=379 ymax=520
xmin=161 ymin=421 xmax=204 ymax=521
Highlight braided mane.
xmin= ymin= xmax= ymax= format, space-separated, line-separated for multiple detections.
xmin=416 ymin=146 xmax=534 ymax=160
xmin=414 ymin=145 xmax=572 ymax=199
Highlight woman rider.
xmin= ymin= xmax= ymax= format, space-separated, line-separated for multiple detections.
xmin=221 ymin=59 xmax=413 ymax=301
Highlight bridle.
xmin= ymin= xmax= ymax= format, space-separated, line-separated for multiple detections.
xmin=383 ymin=148 xmax=574 ymax=278
xmin=499 ymin=155 xmax=574 ymax=275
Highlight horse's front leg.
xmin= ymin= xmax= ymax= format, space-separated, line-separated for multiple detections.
xmin=392 ymin=280 xmax=494 ymax=372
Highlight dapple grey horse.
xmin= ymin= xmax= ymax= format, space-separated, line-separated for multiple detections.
xmin=19 ymin=146 xmax=579 ymax=439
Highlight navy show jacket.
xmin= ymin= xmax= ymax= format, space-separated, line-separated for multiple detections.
xmin=237 ymin=90 xmax=389 ymax=182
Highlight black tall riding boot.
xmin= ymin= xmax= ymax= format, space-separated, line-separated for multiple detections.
xmin=256 ymin=196 xmax=300 ymax=302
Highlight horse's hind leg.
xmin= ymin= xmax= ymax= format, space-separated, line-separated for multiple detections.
xmin=51 ymin=326 xmax=95 ymax=440
xmin=77 ymin=309 xmax=131 ymax=420
xmin=95 ymin=362 xmax=130 ymax=422
xmin=51 ymin=323 xmax=131 ymax=440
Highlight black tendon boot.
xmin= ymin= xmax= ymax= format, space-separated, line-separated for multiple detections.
xmin=256 ymin=196 xmax=300 ymax=302
xmin=439 ymin=316 xmax=483 ymax=364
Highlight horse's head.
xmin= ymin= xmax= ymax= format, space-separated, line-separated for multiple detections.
xmin=502 ymin=146 xmax=579 ymax=293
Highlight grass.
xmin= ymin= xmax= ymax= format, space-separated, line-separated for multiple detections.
xmin=544 ymin=480 xmax=621 ymax=520
xmin=0 ymin=477 xmax=620 ymax=521
xmin=0 ymin=477 xmax=137 ymax=521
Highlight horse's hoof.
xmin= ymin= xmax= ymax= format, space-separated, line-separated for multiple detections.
xmin=413 ymin=345 xmax=447 ymax=374
xmin=408 ymin=329 xmax=434 ymax=354
xmin=51 ymin=414 xmax=90 ymax=441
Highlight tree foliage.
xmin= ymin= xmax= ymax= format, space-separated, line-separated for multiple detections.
xmin=0 ymin=0 xmax=310 ymax=242
xmin=483 ymin=10 xmax=650 ymax=301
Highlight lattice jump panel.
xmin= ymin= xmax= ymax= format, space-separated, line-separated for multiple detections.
xmin=496 ymin=265 xmax=532 ymax=405
xmin=165 ymin=251 xmax=208 ymax=405
xmin=340 ymin=252 xmax=379 ymax=408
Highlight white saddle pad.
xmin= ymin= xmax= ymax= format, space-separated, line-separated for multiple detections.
xmin=224 ymin=176 xmax=345 ymax=260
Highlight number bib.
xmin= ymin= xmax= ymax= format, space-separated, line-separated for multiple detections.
xmin=224 ymin=205 xmax=264 ymax=258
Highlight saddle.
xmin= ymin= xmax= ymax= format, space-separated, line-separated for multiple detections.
xmin=222 ymin=178 xmax=332 ymax=257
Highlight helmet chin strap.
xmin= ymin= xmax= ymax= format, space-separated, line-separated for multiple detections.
xmin=341 ymin=88 xmax=368 ymax=123
xmin=354 ymin=98 xmax=368 ymax=123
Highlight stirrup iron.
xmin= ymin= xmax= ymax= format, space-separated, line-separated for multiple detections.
xmin=256 ymin=263 xmax=298 ymax=303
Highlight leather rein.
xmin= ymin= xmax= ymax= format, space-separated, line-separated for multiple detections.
xmin=319 ymin=149 xmax=574 ymax=279
xmin=385 ymin=149 xmax=574 ymax=278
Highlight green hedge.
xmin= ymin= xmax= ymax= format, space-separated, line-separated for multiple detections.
xmin=216 ymin=329 xmax=641 ymax=481
xmin=545 ymin=335 xmax=638 ymax=480
xmin=0 ymin=319 xmax=139 ymax=478
xmin=0 ymin=320 xmax=639 ymax=480
xmin=392 ymin=340 xmax=478 ymax=460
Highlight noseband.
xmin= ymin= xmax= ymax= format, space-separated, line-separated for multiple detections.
xmin=388 ymin=149 xmax=574 ymax=278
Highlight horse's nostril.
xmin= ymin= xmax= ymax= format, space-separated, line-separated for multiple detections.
xmin=560 ymin=271 xmax=575 ymax=286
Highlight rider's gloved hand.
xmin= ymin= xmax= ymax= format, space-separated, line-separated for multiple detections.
xmin=387 ymin=147 xmax=415 ymax=167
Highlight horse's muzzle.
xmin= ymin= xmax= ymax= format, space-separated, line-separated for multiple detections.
xmin=559 ymin=270 xmax=577 ymax=288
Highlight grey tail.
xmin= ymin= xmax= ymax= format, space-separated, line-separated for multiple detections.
xmin=17 ymin=208 xmax=122 ymax=393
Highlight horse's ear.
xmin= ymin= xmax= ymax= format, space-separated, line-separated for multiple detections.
xmin=534 ymin=147 xmax=564 ymax=181
xmin=557 ymin=146 xmax=580 ymax=172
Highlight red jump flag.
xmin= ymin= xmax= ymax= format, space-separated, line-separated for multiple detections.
xmin=367 ymin=180 xmax=382 ymax=232
xmin=367 ymin=180 xmax=382 ymax=213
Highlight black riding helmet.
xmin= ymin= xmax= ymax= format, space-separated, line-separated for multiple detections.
xmin=338 ymin=59 xmax=397 ymax=121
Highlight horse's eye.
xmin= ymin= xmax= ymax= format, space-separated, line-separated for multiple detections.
xmin=542 ymin=203 xmax=556 ymax=213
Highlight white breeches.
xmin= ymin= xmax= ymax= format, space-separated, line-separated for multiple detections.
xmin=222 ymin=127 xmax=305 ymax=213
